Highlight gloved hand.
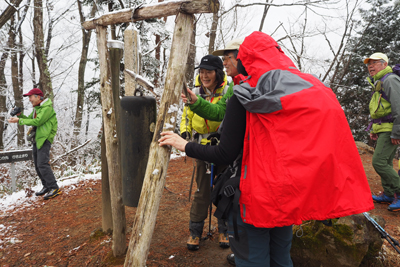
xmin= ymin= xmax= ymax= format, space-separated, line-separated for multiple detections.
xmin=181 ymin=131 xmax=191 ymax=140
xmin=207 ymin=132 xmax=220 ymax=146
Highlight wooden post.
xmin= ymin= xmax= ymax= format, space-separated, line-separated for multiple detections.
xmin=101 ymin=125 xmax=113 ymax=234
xmin=124 ymin=12 xmax=194 ymax=266
xmin=96 ymin=26 xmax=126 ymax=257
xmin=124 ymin=26 xmax=140 ymax=96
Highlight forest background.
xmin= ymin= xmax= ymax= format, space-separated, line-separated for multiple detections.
xmin=0 ymin=0 xmax=399 ymax=195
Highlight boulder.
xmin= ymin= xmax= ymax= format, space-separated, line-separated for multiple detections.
xmin=291 ymin=214 xmax=384 ymax=267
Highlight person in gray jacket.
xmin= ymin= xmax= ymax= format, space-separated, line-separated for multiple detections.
xmin=365 ymin=52 xmax=400 ymax=211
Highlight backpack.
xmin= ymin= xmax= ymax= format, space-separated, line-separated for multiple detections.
xmin=211 ymin=161 xmax=241 ymax=241
xmin=366 ymin=64 xmax=400 ymax=131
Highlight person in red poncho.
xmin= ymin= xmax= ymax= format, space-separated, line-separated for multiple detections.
xmin=159 ymin=31 xmax=374 ymax=267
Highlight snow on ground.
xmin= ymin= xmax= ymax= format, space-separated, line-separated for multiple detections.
xmin=0 ymin=173 xmax=102 ymax=215
xmin=0 ymin=152 xmax=185 ymax=215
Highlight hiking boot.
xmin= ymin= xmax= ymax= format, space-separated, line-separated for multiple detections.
xmin=227 ymin=253 xmax=235 ymax=265
xmin=388 ymin=194 xmax=400 ymax=212
xmin=187 ymin=235 xmax=200 ymax=251
xmin=218 ymin=233 xmax=230 ymax=248
xmin=372 ymin=192 xmax=394 ymax=204
xmin=35 ymin=187 xmax=49 ymax=196
xmin=43 ymin=188 xmax=61 ymax=200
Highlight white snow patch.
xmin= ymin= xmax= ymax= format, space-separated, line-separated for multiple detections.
xmin=107 ymin=40 xmax=124 ymax=49
xmin=152 ymin=169 xmax=159 ymax=175
xmin=164 ymin=123 xmax=174 ymax=130
xmin=167 ymin=104 xmax=179 ymax=114
xmin=0 ymin=173 xmax=101 ymax=214
xmin=170 ymin=117 xmax=175 ymax=123
xmin=170 ymin=152 xmax=185 ymax=160
xmin=169 ymin=255 xmax=175 ymax=259
xmin=107 ymin=108 xmax=113 ymax=115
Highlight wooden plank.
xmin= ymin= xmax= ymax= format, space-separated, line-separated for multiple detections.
xmin=96 ymin=26 xmax=127 ymax=257
xmin=124 ymin=26 xmax=140 ymax=96
xmin=82 ymin=0 xmax=219 ymax=30
xmin=124 ymin=12 xmax=195 ymax=267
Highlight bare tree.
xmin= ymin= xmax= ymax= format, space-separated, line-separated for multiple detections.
xmin=73 ymin=0 xmax=97 ymax=147
xmin=0 ymin=0 xmax=24 ymax=29
xmin=33 ymin=0 xmax=53 ymax=99
xmin=259 ymin=0 xmax=273 ymax=32
xmin=208 ymin=12 xmax=218 ymax=54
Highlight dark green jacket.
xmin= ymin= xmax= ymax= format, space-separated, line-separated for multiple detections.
xmin=189 ymin=81 xmax=234 ymax=122
xmin=18 ymin=98 xmax=58 ymax=149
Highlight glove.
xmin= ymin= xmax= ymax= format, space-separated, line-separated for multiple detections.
xmin=181 ymin=131 xmax=191 ymax=140
xmin=207 ymin=132 xmax=220 ymax=146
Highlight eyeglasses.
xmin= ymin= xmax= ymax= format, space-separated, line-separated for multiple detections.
xmin=222 ymin=55 xmax=234 ymax=61
xmin=367 ymin=60 xmax=384 ymax=66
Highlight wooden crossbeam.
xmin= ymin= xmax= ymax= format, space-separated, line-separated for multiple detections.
xmin=82 ymin=0 xmax=219 ymax=30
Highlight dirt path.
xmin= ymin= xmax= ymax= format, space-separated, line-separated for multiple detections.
xmin=1 ymin=151 xmax=400 ymax=266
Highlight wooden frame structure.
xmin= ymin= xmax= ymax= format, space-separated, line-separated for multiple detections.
xmin=82 ymin=1 xmax=219 ymax=265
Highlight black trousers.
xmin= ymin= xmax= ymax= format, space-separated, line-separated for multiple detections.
xmin=33 ymin=140 xmax=58 ymax=190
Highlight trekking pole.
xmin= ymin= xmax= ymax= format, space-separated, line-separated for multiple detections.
xmin=363 ymin=212 xmax=400 ymax=254
xmin=206 ymin=163 xmax=214 ymax=240
xmin=188 ymin=159 xmax=196 ymax=202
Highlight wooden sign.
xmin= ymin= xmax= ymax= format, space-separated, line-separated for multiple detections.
xmin=0 ymin=150 xmax=33 ymax=164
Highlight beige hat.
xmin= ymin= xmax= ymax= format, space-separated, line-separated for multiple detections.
xmin=363 ymin=52 xmax=389 ymax=64
xmin=212 ymin=38 xmax=245 ymax=56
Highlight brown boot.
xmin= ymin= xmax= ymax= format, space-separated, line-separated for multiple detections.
xmin=218 ymin=233 xmax=230 ymax=248
xmin=187 ymin=235 xmax=200 ymax=251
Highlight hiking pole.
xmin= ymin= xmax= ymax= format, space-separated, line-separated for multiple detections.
xmin=206 ymin=163 xmax=214 ymax=240
xmin=363 ymin=212 xmax=400 ymax=254
xmin=188 ymin=159 xmax=196 ymax=202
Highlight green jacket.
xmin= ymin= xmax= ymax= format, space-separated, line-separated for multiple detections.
xmin=367 ymin=66 xmax=400 ymax=138
xmin=18 ymin=98 xmax=58 ymax=149
xmin=189 ymin=81 xmax=234 ymax=122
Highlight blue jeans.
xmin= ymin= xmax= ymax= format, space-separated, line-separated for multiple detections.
xmin=228 ymin=211 xmax=293 ymax=267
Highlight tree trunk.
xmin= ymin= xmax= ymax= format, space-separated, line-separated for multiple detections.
xmin=33 ymin=0 xmax=53 ymax=99
xmin=124 ymin=12 xmax=194 ymax=267
xmin=208 ymin=12 xmax=218 ymax=54
xmin=9 ymin=15 xmax=24 ymax=146
xmin=96 ymin=25 xmax=126 ymax=257
xmin=0 ymin=0 xmax=23 ymax=30
xmin=73 ymin=1 xmax=97 ymax=147
xmin=0 ymin=52 xmax=8 ymax=150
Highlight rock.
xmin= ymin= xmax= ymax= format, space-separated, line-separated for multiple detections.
xmin=355 ymin=141 xmax=375 ymax=155
xmin=291 ymin=214 xmax=384 ymax=267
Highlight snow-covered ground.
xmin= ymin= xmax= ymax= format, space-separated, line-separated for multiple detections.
xmin=0 ymin=151 xmax=185 ymax=249
xmin=0 ymin=151 xmax=185 ymax=214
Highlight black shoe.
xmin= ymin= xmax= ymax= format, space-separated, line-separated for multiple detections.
xmin=227 ymin=253 xmax=235 ymax=265
xmin=43 ymin=188 xmax=61 ymax=200
xmin=35 ymin=187 xmax=49 ymax=196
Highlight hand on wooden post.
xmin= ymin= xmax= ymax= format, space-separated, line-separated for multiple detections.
xmin=181 ymin=87 xmax=197 ymax=105
xmin=158 ymin=131 xmax=188 ymax=152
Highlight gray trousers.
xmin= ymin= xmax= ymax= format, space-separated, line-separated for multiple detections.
xmin=229 ymin=211 xmax=293 ymax=267
xmin=33 ymin=140 xmax=58 ymax=190
xmin=372 ymin=132 xmax=400 ymax=197
xmin=190 ymin=159 xmax=227 ymax=235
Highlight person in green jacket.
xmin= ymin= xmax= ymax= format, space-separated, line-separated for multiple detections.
xmin=364 ymin=53 xmax=400 ymax=211
xmin=8 ymin=88 xmax=60 ymax=200
xmin=182 ymin=38 xmax=245 ymax=122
